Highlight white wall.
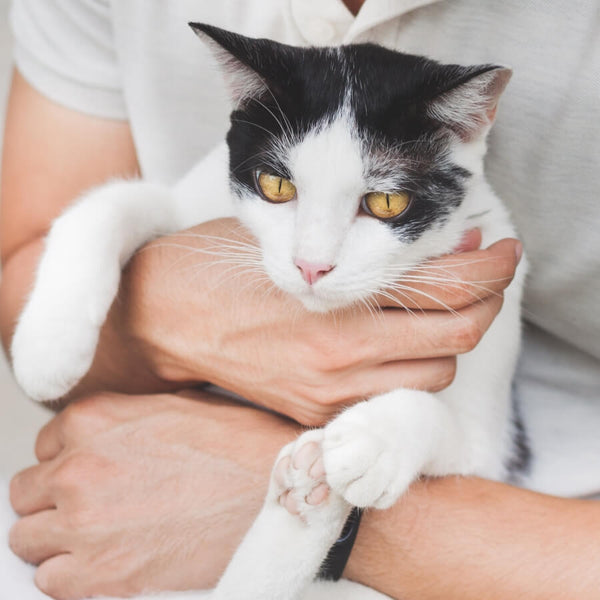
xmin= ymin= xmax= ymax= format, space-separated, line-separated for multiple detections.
xmin=0 ymin=0 xmax=52 ymax=480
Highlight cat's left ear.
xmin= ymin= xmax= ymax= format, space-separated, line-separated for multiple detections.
xmin=427 ymin=66 xmax=512 ymax=141
xmin=189 ymin=22 xmax=290 ymax=106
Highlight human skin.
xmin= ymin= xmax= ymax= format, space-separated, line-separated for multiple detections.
xmin=0 ymin=71 xmax=518 ymax=426
xmin=5 ymin=69 xmax=595 ymax=600
xmin=8 ymin=393 xmax=600 ymax=600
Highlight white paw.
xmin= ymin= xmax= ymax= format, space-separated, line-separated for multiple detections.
xmin=11 ymin=305 xmax=101 ymax=402
xmin=322 ymin=404 xmax=418 ymax=509
xmin=10 ymin=258 xmax=120 ymax=402
xmin=270 ymin=430 xmax=350 ymax=527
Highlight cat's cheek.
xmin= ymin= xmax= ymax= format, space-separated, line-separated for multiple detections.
xmin=237 ymin=200 xmax=307 ymax=297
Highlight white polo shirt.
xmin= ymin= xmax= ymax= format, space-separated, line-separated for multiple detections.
xmin=10 ymin=0 xmax=600 ymax=497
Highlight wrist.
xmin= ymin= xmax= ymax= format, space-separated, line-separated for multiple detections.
xmin=117 ymin=238 xmax=201 ymax=386
xmin=68 ymin=241 xmax=196 ymax=398
xmin=343 ymin=477 xmax=467 ymax=594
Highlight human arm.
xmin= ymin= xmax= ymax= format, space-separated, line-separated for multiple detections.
xmin=346 ymin=477 xmax=600 ymax=599
xmin=0 ymin=69 xmax=169 ymax=395
xmin=8 ymin=391 xmax=599 ymax=600
xmin=0 ymin=72 xmax=521 ymax=422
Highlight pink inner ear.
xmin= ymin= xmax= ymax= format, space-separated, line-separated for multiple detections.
xmin=487 ymin=103 xmax=499 ymax=122
xmin=428 ymin=67 xmax=512 ymax=142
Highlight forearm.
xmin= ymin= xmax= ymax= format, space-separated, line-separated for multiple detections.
xmin=0 ymin=236 xmax=178 ymax=400
xmin=0 ymin=69 xmax=160 ymax=400
xmin=346 ymin=477 xmax=600 ymax=599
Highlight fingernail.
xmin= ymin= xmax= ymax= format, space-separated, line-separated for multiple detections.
xmin=515 ymin=241 xmax=523 ymax=264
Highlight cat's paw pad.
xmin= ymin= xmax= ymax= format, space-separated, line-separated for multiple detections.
xmin=322 ymin=417 xmax=410 ymax=509
xmin=270 ymin=431 xmax=348 ymax=526
xmin=11 ymin=309 xmax=100 ymax=402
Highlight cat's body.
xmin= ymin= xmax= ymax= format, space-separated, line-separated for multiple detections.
xmin=11 ymin=24 xmax=527 ymax=600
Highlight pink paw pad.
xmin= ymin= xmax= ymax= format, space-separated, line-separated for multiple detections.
xmin=274 ymin=439 xmax=331 ymax=518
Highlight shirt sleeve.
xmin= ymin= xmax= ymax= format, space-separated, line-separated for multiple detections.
xmin=10 ymin=0 xmax=127 ymax=119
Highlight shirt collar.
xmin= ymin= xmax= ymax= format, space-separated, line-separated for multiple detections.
xmin=289 ymin=0 xmax=442 ymax=45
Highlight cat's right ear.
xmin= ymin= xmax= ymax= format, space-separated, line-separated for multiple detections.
xmin=189 ymin=23 xmax=289 ymax=106
xmin=427 ymin=65 xmax=512 ymax=142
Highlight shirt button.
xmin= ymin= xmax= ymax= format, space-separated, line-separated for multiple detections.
xmin=307 ymin=19 xmax=336 ymax=43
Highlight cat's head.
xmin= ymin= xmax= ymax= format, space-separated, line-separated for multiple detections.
xmin=190 ymin=23 xmax=511 ymax=312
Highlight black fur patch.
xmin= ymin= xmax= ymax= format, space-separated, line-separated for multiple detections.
xmin=506 ymin=381 xmax=532 ymax=480
xmin=191 ymin=24 xmax=495 ymax=242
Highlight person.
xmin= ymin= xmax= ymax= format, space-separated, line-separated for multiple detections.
xmin=2 ymin=1 xmax=599 ymax=599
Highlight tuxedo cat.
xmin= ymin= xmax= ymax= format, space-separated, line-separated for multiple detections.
xmin=11 ymin=24 xmax=527 ymax=600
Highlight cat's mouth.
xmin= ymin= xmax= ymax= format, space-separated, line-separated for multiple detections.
xmin=285 ymin=277 xmax=371 ymax=313
xmin=295 ymin=290 xmax=345 ymax=313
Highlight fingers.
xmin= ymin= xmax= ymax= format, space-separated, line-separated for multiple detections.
xmin=377 ymin=237 xmax=521 ymax=310
xmin=35 ymin=554 xmax=119 ymax=600
xmin=347 ymin=294 xmax=504 ymax=364
xmin=35 ymin=417 xmax=66 ymax=462
xmin=34 ymin=554 xmax=80 ymax=600
xmin=10 ymin=462 xmax=56 ymax=515
xmin=339 ymin=356 xmax=457 ymax=399
xmin=9 ymin=510 xmax=66 ymax=565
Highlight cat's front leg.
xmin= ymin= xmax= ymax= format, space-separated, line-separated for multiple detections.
xmin=322 ymin=389 xmax=461 ymax=509
xmin=11 ymin=181 xmax=178 ymax=402
xmin=212 ymin=430 xmax=351 ymax=600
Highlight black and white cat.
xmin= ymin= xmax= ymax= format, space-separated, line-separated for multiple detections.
xmin=10 ymin=24 xmax=527 ymax=600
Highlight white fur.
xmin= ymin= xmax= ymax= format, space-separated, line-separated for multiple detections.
xmin=11 ymin=144 xmax=232 ymax=402
xmin=0 ymin=482 xmax=389 ymax=600
xmin=208 ymin=113 xmax=526 ymax=600
xmin=428 ymin=68 xmax=513 ymax=139
xmin=9 ymin=82 xmax=525 ymax=600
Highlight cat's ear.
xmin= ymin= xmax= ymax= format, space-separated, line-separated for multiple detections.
xmin=189 ymin=22 xmax=289 ymax=105
xmin=427 ymin=66 xmax=512 ymax=141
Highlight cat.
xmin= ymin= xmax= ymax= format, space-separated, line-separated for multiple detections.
xmin=10 ymin=23 xmax=527 ymax=600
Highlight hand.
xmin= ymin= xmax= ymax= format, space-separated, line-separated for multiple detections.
xmin=10 ymin=393 xmax=599 ymax=600
xmin=121 ymin=218 xmax=521 ymax=425
xmin=9 ymin=391 xmax=298 ymax=599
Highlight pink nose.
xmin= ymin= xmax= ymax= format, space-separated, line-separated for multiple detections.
xmin=294 ymin=259 xmax=334 ymax=285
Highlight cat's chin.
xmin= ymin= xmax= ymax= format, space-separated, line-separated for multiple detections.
xmin=294 ymin=290 xmax=362 ymax=314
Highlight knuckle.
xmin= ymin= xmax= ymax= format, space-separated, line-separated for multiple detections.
xmin=35 ymin=563 xmax=65 ymax=600
xmin=9 ymin=473 xmax=23 ymax=511
xmin=429 ymin=358 xmax=457 ymax=392
xmin=454 ymin=315 xmax=483 ymax=353
xmin=59 ymin=402 xmax=88 ymax=434
xmin=52 ymin=451 xmax=102 ymax=492
xmin=61 ymin=393 xmax=117 ymax=433
xmin=34 ymin=434 xmax=48 ymax=461
xmin=8 ymin=521 xmax=25 ymax=557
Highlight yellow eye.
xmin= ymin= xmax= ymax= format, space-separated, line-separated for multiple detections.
xmin=363 ymin=191 xmax=411 ymax=220
xmin=256 ymin=172 xmax=297 ymax=203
